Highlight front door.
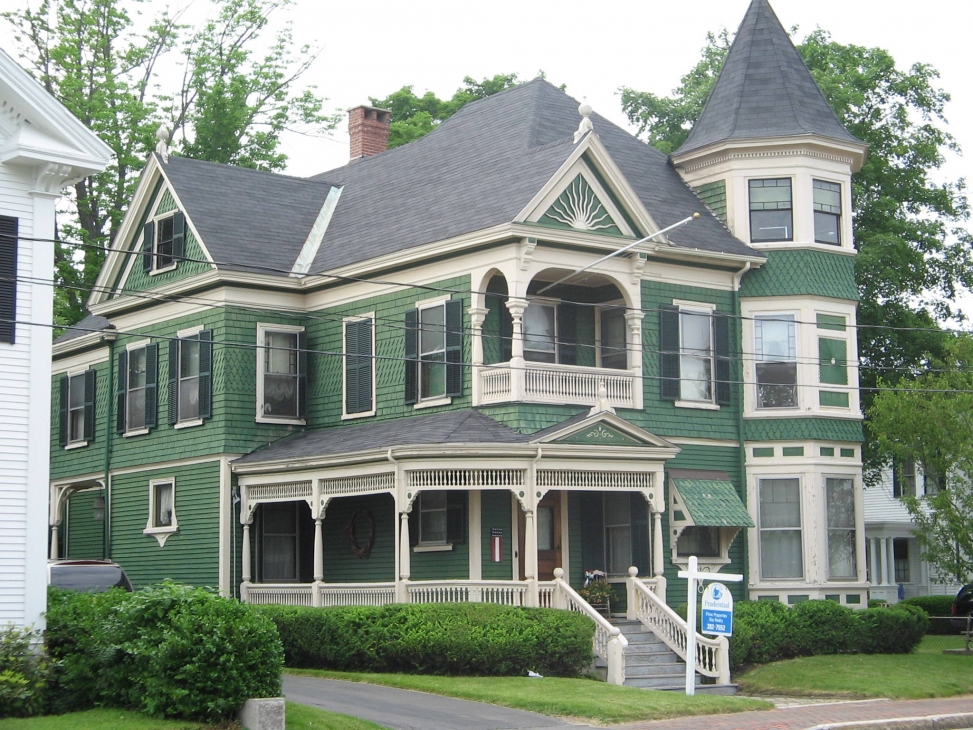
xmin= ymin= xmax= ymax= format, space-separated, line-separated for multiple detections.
xmin=518 ymin=491 xmax=562 ymax=581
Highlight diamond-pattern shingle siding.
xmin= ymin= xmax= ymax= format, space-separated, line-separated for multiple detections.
xmin=740 ymin=249 xmax=858 ymax=300
xmin=672 ymin=478 xmax=754 ymax=527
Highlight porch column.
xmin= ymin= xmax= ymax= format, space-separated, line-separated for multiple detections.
xmin=524 ymin=508 xmax=538 ymax=607
xmin=469 ymin=307 xmax=489 ymax=406
xmin=625 ymin=310 xmax=645 ymax=410
xmin=506 ymin=298 xmax=527 ymax=401
xmin=312 ymin=516 xmax=324 ymax=607
xmin=652 ymin=510 xmax=664 ymax=577
xmin=398 ymin=512 xmax=411 ymax=602
xmin=50 ymin=525 xmax=59 ymax=560
xmin=886 ymin=538 xmax=896 ymax=587
xmin=879 ymin=537 xmax=889 ymax=585
xmin=241 ymin=522 xmax=252 ymax=602
xmin=868 ymin=538 xmax=878 ymax=584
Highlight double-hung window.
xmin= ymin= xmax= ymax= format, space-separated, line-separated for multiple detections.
xmin=257 ymin=324 xmax=306 ymax=422
xmin=754 ymin=314 xmax=797 ymax=408
xmin=599 ymin=306 xmax=628 ymax=370
xmin=144 ymin=478 xmax=177 ymax=545
xmin=758 ymin=477 xmax=803 ymax=579
xmin=413 ymin=491 xmax=466 ymax=548
xmin=142 ymin=211 xmax=185 ymax=274
xmin=826 ymin=477 xmax=857 ymax=579
xmin=660 ymin=304 xmax=731 ymax=406
xmin=892 ymin=459 xmax=917 ymax=498
xmin=59 ymin=370 xmax=97 ymax=447
xmin=813 ymin=180 xmax=842 ymax=245
xmin=405 ymin=298 xmax=463 ymax=405
xmin=168 ymin=329 xmax=212 ymax=426
xmin=117 ymin=342 xmax=158 ymax=435
xmin=344 ymin=316 xmax=374 ymax=417
xmin=749 ymin=178 xmax=793 ymax=242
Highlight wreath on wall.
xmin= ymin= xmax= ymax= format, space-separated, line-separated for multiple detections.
xmin=344 ymin=509 xmax=376 ymax=559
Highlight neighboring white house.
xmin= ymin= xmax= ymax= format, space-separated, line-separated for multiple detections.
xmin=864 ymin=462 xmax=962 ymax=603
xmin=0 ymin=48 xmax=112 ymax=631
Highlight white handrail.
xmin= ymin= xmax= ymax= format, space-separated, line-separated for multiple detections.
xmin=627 ymin=571 xmax=729 ymax=683
xmin=552 ymin=568 xmax=627 ymax=685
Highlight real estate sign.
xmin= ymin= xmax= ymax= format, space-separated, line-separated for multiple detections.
xmin=701 ymin=582 xmax=733 ymax=636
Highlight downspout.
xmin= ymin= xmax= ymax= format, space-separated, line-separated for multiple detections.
xmin=732 ymin=263 xmax=751 ymax=597
xmin=101 ymin=325 xmax=118 ymax=560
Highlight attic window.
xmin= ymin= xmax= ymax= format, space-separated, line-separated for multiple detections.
xmin=749 ymin=178 xmax=792 ymax=242
xmin=142 ymin=211 xmax=186 ymax=274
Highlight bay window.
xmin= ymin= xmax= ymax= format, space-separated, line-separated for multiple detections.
xmin=754 ymin=314 xmax=797 ymax=408
xmin=758 ymin=477 xmax=803 ymax=579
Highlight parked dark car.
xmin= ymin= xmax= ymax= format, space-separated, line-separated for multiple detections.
xmin=953 ymin=583 xmax=973 ymax=630
xmin=48 ymin=560 xmax=133 ymax=592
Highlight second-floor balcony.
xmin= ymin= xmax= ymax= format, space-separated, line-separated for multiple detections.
xmin=477 ymin=361 xmax=638 ymax=409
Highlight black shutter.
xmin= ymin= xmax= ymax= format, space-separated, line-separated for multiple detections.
xmin=297 ymin=330 xmax=308 ymax=420
xmin=558 ymin=303 xmax=578 ymax=366
xmin=345 ymin=319 xmax=372 ymax=414
xmin=171 ymin=211 xmax=186 ymax=261
xmin=116 ymin=350 xmax=128 ymax=434
xmin=198 ymin=330 xmax=212 ymax=420
xmin=58 ymin=375 xmax=69 ymax=447
xmin=446 ymin=492 xmax=466 ymax=544
xmin=0 ymin=215 xmax=18 ymax=344
xmin=409 ymin=500 xmax=419 ymax=548
xmin=144 ymin=343 xmax=158 ymax=428
xmin=499 ymin=297 xmax=512 ymax=362
xmin=142 ymin=221 xmax=155 ymax=274
xmin=630 ymin=492 xmax=650 ymax=576
xmin=580 ymin=492 xmax=605 ymax=573
xmin=714 ymin=312 xmax=731 ymax=406
xmin=404 ymin=309 xmax=418 ymax=404
xmin=83 ymin=369 xmax=97 ymax=442
xmin=660 ymin=305 xmax=681 ymax=401
xmin=892 ymin=462 xmax=901 ymax=498
xmin=445 ymin=299 xmax=463 ymax=397
xmin=168 ymin=340 xmax=178 ymax=425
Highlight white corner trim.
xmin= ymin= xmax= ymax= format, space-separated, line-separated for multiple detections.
xmin=291 ymin=185 xmax=343 ymax=276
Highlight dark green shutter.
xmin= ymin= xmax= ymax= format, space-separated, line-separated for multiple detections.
xmin=83 ymin=369 xmax=97 ymax=442
xmin=168 ymin=340 xmax=178 ymax=425
xmin=714 ymin=312 xmax=731 ymax=406
xmin=630 ymin=492 xmax=650 ymax=575
xmin=142 ymin=221 xmax=154 ymax=274
xmin=445 ymin=299 xmax=463 ymax=397
xmin=660 ymin=305 xmax=680 ymax=400
xmin=819 ymin=338 xmax=847 ymax=385
xmin=171 ymin=211 xmax=186 ymax=261
xmin=58 ymin=375 xmax=69 ymax=447
xmin=198 ymin=330 xmax=212 ymax=419
xmin=404 ymin=309 xmax=418 ymax=404
xmin=297 ymin=330 xmax=308 ymax=419
xmin=558 ymin=302 xmax=578 ymax=365
xmin=345 ymin=319 xmax=372 ymax=414
xmin=580 ymin=492 xmax=605 ymax=573
xmin=446 ymin=491 xmax=466 ymax=543
xmin=499 ymin=296 xmax=512 ymax=362
xmin=0 ymin=215 xmax=18 ymax=343
xmin=116 ymin=350 xmax=128 ymax=434
xmin=409 ymin=501 xmax=419 ymax=548
xmin=144 ymin=343 xmax=158 ymax=428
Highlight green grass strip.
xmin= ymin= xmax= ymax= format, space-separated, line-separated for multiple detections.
xmin=285 ymin=670 xmax=772 ymax=724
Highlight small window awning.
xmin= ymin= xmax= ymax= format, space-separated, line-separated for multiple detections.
xmin=670 ymin=479 xmax=754 ymax=528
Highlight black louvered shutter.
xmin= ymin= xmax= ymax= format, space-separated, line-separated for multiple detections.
xmin=580 ymin=492 xmax=605 ymax=573
xmin=144 ymin=343 xmax=158 ymax=428
xmin=445 ymin=299 xmax=463 ymax=397
xmin=198 ymin=331 xmax=213 ymax=420
xmin=171 ymin=212 xmax=186 ymax=261
xmin=660 ymin=305 xmax=681 ymax=401
xmin=297 ymin=330 xmax=308 ymax=420
xmin=58 ymin=375 xmax=69 ymax=447
xmin=0 ymin=215 xmax=18 ymax=344
xmin=345 ymin=319 xmax=372 ymax=414
xmin=714 ymin=312 xmax=731 ymax=406
xmin=446 ymin=492 xmax=466 ymax=544
xmin=404 ymin=309 xmax=418 ymax=404
xmin=116 ymin=350 xmax=128 ymax=434
xmin=409 ymin=501 xmax=419 ymax=548
xmin=168 ymin=340 xmax=179 ymax=425
xmin=83 ymin=369 xmax=97 ymax=442
xmin=630 ymin=492 xmax=650 ymax=576
xmin=558 ymin=303 xmax=578 ymax=365
xmin=142 ymin=221 xmax=155 ymax=274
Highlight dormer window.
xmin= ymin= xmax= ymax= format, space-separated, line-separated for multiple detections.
xmin=749 ymin=178 xmax=792 ymax=242
xmin=142 ymin=211 xmax=186 ymax=274
xmin=813 ymin=180 xmax=841 ymax=245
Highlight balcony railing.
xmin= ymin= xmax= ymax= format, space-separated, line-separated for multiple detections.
xmin=478 ymin=361 xmax=637 ymax=408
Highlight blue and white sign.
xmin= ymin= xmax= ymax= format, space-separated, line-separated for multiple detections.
xmin=701 ymin=582 xmax=734 ymax=636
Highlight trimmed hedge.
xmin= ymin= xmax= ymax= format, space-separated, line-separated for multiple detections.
xmin=730 ymin=600 xmax=927 ymax=668
xmin=257 ymin=602 xmax=594 ymax=677
xmin=46 ymin=583 xmax=283 ymax=722
xmin=900 ymin=595 xmax=958 ymax=635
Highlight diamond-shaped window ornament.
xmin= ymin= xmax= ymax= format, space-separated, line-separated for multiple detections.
xmin=540 ymin=175 xmax=621 ymax=235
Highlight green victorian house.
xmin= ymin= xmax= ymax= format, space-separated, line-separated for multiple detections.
xmin=50 ymin=0 xmax=867 ymax=688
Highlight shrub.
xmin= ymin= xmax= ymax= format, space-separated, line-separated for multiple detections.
xmin=787 ymin=600 xmax=861 ymax=656
xmin=900 ymin=595 xmax=954 ymax=617
xmin=259 ymin=602 xmax=594 ymax=677
xmin=0 ymin=625 xmax=50 ymax=718
xmin=857 ymin=603 xmax=927 ymax=654
xmin=734 ymin=600 xmax=795 ymax=664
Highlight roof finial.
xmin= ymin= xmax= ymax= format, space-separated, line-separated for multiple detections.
xmin=155 ymin=124 xmax=170 ymax=163
xmin=588 ymin=381 xmax=616 ymax=416
xmin=573 ymin=98 xmax=594 ymax=143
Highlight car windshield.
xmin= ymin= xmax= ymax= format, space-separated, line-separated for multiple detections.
xmin=50 ymin=564 xmax=130 ymax=592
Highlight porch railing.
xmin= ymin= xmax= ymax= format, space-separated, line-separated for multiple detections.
xmin=317 ymin=583 xmax=396 ymax=607
xmin=407 ymin=580 xmax=531 ymax=606
xmin=243 ymin=584 xmax=314 ymax=606
xmin=478 ymin=362 xmax=636 ymax=408
xmin=627 ymin=570 xmax=730 ymax=684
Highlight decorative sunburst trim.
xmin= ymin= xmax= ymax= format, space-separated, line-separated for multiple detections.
xmin=542 ymin=176 xmax=620 ymax=234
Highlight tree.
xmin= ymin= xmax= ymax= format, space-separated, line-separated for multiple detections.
xmin=3 ymin=0 xmax=334 ymax=326
xmin=369 ymin=73 xmax=521 ymax=149
xmin=867 ymin=335 xmax=973 ymax=583
xmin=620 ymin=29 xmax=973 ymax=404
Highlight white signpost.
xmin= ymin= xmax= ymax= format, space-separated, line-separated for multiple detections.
xmin=677 ymin=556 xmax=743 ymax=696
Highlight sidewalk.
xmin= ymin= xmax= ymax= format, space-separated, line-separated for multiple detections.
xmin=616 ymin=696 xmax=973 ymax=730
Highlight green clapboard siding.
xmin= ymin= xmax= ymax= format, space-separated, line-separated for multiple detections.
xmin=739 ymin=249 xmax=858 ymax=301
xmin=567 ymin=492 xmax=584 ymax=590
xmin=66 ymin=489 xmax=105 ymax=559
xmin=108 ymin=460 xmax=222 ymax=589
xmin=744 ymin=417 xmax=863 ymax=443
xmin=322 ymin=494 xmax=396 ymax=583
xmin=480 ymin=491 xmax=512 ymax=580
xmin=692 ymin=180 xmax=727 ymax=224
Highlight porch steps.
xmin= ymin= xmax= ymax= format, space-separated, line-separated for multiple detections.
xmin=609 ymin=619 xmax=738 ymax=695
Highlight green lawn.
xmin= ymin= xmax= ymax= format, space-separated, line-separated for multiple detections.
xmin=915 ymin=634 xmax=971 ymax=654
xmin=284 ymin=670 xmax=772 ymax=724
xmin=737 ymin=653 xmax=973 ymax=699
xmin=0 ymin=704 xmax=383 ymax=730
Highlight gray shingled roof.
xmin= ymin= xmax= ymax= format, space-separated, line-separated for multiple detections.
xmin=157 ymin=153 xmax=335 ymax=275
xmin=234 ymin=409 xmax=530 ymax=465
xmin=675 ymin=0 xmax=861 ymax=157
xmin=55 ymin=313 xmax=110 ymax=343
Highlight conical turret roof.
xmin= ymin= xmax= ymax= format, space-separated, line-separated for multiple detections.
xmin=675 ymin=0 xmax=860 ymax=156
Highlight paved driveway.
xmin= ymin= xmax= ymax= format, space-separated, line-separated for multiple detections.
xmin=283 ymin=674 xmax=588 ymax=730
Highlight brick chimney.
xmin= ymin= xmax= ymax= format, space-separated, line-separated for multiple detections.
xmin=348 ymin=105 xmax=391 ymax=160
